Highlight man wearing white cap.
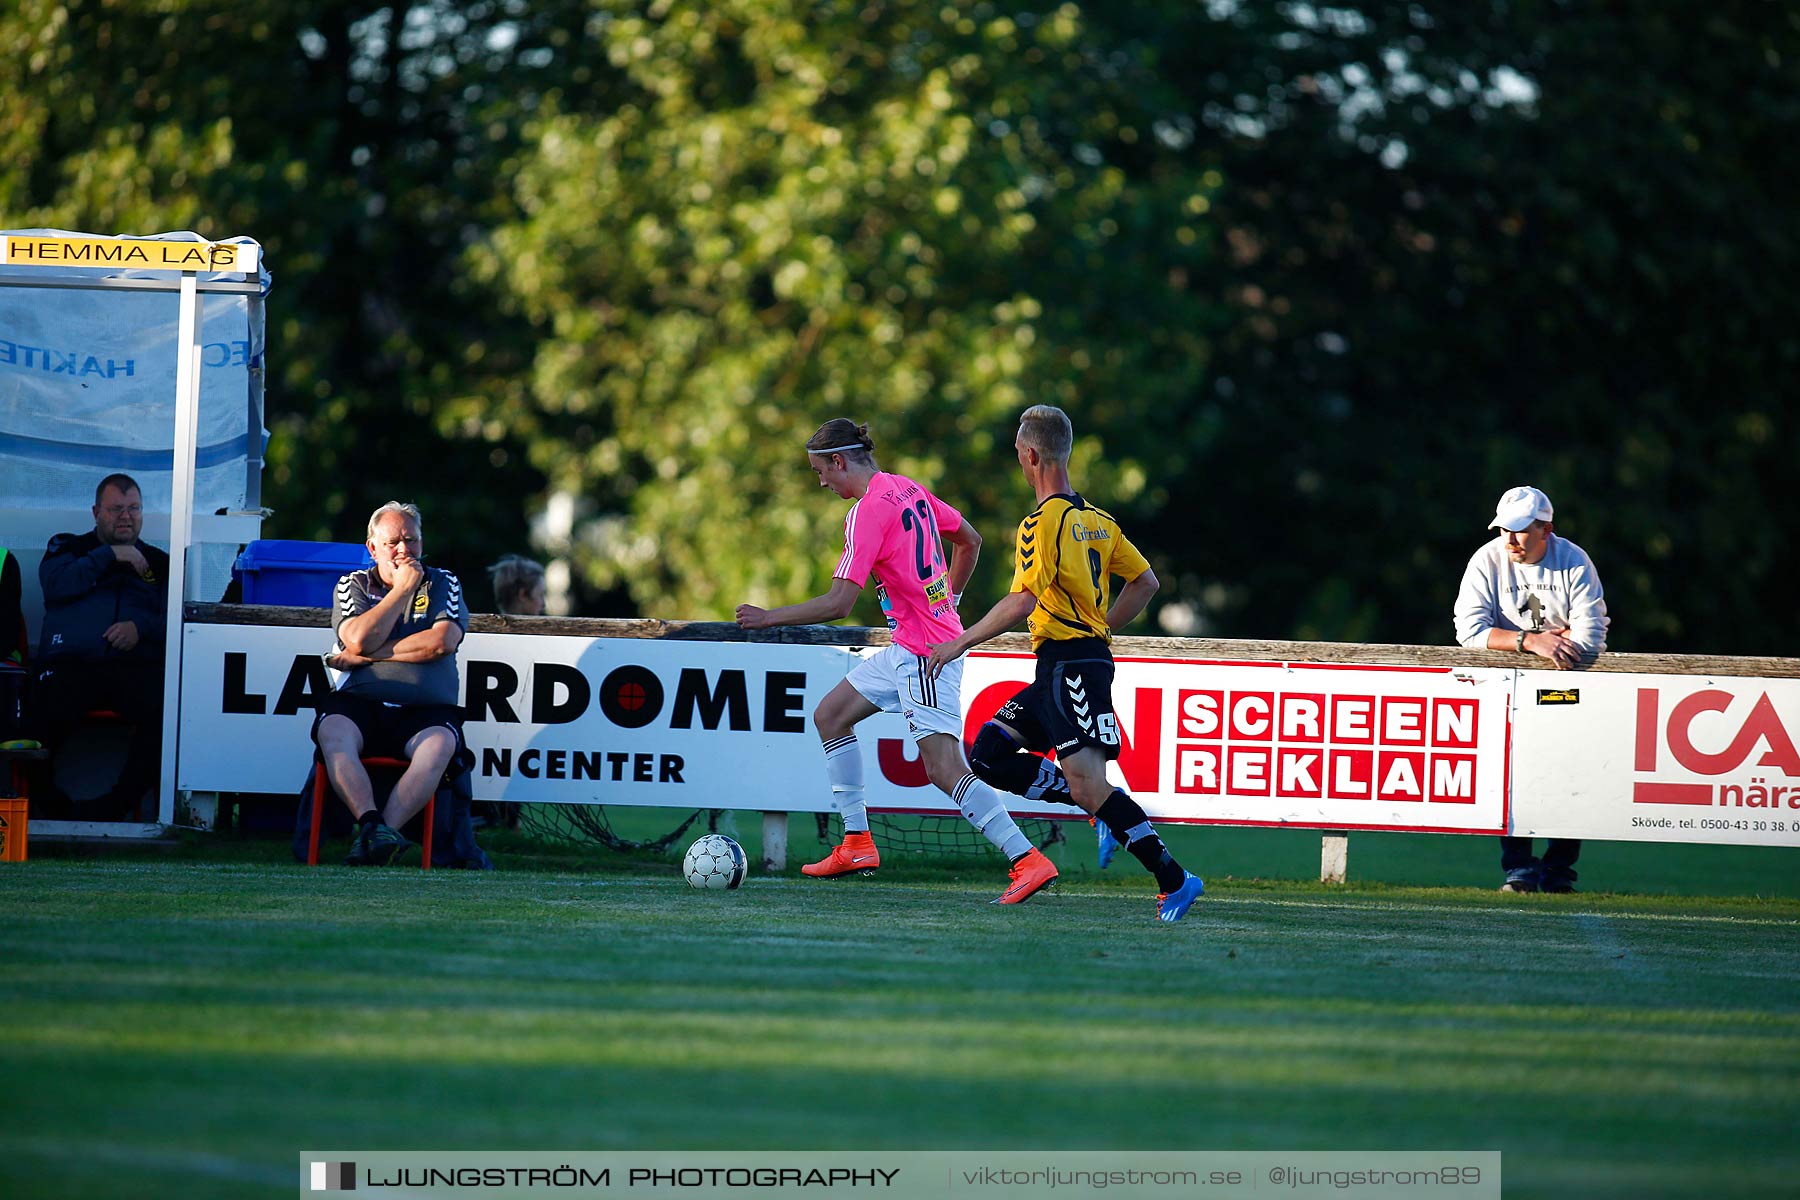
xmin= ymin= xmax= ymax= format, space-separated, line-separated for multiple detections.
xmin=1453 ymin=484 xmax=1610 ymax=892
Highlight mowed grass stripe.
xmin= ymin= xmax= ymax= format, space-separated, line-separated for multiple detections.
xmin=2 ymin=860 xmax=1798 ymax=1200
xmin=7 ymin=998 xmax=1797 ymax=1104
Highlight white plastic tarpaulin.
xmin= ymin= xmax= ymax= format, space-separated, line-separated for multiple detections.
xmin=0 ymin=229 xmax=269 ymax=833
xmin=0 ymin=228 xmax=269 ymax=513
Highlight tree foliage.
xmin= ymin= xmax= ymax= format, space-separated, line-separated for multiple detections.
xmin=2 ymin=0 xmax=601 ymax=595
xmin=481 ymin=0 xmax=1212 ymax=621
xmin=1106 ymin=1 xmax=1800 ymax=652
xmin=6 ymin=1 xmax=1795 ymax=650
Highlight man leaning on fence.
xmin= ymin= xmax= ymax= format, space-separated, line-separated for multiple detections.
xmin=315 ymin=501 xmax=468 ymax=865
xmin=1453 ymin=485 xmax=1610 ymax=893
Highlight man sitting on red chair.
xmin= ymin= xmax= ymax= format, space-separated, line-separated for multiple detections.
xmin=316 ymin=500 xmax=468 ymax=865
xmin=33 ymin=473 xmax=169 ymax=820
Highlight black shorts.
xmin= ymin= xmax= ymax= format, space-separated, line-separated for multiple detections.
xmin=991 ymin=639 xmax=1122 ymax=760
xmin=311 ymin=692 xmax=468 ymax=765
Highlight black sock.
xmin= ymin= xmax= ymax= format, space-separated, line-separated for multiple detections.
xmin=1096 ymin=788 xmax=1186 ymax=893
xmin=969 ymin=724 xmax=1076 ymax=805
xmin=357 ymin=810 xmax=382 ymax=829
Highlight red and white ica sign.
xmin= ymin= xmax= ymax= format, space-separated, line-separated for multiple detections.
xmin=1633 ymin=686 xmax=1800 ymax=809
xmin=1512 ymin=672 xmax=1800 ymax=846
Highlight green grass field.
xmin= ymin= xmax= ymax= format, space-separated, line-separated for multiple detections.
xmin=1 ymin=820 xmax=1797 ymax=1200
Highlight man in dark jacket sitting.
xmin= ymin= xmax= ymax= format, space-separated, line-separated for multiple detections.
xmin=34 ymin=473 xmax=170 ymax=819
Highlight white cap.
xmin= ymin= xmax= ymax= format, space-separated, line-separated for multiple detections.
xmin=1489 ymin=485 xmax=1554 ymax=532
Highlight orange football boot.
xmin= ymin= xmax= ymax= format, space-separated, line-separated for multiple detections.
xmin=802 ymin=830 xmax=881 ymax=877
xmin=993 ymin=848 xmax=1059 ymax=904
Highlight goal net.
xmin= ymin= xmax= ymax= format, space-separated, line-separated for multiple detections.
xmin=515 ymin=805 xmax=1067 ymax=862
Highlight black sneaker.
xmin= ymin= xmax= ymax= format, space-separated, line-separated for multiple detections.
xmin=1540 ymin=873 xmax=1578 ymax=894
xmin=362 ymin=822 xmax=413 ymax=866
xmin=345 ymin=822 xmax=375 ymax=866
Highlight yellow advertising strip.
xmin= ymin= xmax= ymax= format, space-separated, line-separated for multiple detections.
xmin=0 ymin=235 xmax=258 ymax=274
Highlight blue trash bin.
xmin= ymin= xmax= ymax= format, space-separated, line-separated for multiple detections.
xmin=233 ymin=540 xmax=373 ymax=607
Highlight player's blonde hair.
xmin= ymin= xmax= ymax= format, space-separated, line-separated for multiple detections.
xmin=805 ymin=419 xmax=877 ymax=467
xmin=1018 ymin=405 xmax=1073 ymax=465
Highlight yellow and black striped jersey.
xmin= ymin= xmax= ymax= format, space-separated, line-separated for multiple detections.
xmin=1009 ymin=493 xmax=1150 ymax=652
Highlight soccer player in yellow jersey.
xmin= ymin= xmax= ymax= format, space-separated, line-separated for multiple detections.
xmin=737 ymin=419 xmax=1059 ymax=904
xmin=925 ymin=405 xmax=1205 ymax=921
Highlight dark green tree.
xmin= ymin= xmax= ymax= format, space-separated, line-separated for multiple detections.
xmin=1101 ymin=1 xmax=1799 ymax=653
xmin=9 ymin=1 xmax=1794 ymax=651
xmin=482 ymin=0 xmax=1217 ymax=621
xmin=2 ymin=0 xmax=612 ymax=601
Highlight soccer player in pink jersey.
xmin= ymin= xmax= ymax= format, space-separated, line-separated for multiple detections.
xmin=735 ymin=419 xmax=1059 ymax=904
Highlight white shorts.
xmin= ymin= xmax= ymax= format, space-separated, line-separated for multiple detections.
xmin=846 ymin=643 xmax=965 ymax=746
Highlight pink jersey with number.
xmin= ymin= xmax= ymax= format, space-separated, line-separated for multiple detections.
xmin=833 ymin=472 xmax=965 ymax=655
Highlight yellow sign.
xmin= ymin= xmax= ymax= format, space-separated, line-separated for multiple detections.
xmin=0 ymin=235 xmax=258 ymax=273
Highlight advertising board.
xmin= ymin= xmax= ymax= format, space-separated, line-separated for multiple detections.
xmin=1511 ymin=671 xmax=1800 ymax=847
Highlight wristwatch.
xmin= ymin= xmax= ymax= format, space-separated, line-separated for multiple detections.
xmin=1516 ymin=631 xmax=1528 ymax=653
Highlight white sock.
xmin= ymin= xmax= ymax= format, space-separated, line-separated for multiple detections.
xmin=822 ymin=735 xmax=868 ymax=833
xmin=951 ymin=773 xmax=1033 ymax=860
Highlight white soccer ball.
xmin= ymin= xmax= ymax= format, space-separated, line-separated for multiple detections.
xmin=683 ymin=834 xmax=747 ymax=890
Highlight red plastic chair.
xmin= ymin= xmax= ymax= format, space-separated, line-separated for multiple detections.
xmin=307 ymin=755 xmax=435 ymax=870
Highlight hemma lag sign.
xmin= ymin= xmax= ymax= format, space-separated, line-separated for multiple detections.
xmin=1 ymin=235 xmax=259 ymax=273
xmin=956 ymin=655 xmax=1511 ymax=833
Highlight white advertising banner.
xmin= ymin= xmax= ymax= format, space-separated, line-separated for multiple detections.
xmin=875 ymin=652 xmax=1512 ymax=832
xmin=179 ymin=624 xmax=867 ymax=809
xmin=179 ymin=628 xmax=1512 ymax=834
xmin=178 ymin=625 xmax=1798 ymax=848
xmin=1511 ymin=671 xmax=1800 ymax=847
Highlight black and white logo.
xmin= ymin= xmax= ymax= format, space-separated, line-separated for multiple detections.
xmin=309 ymin=1161 xmax=356 ymax=1191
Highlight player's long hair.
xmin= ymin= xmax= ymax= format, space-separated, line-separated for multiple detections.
xmin=805 ymin=419 xmax=876 ymax=468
